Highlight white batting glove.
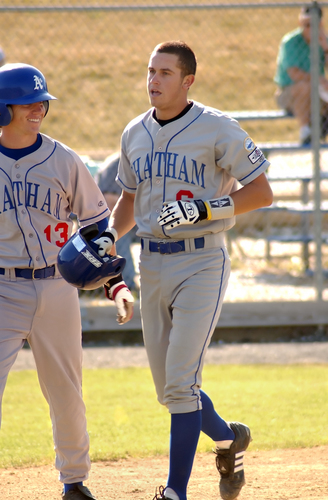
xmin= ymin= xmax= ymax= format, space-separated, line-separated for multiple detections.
xmin=94 ymin=227 xmax=118 ymax=256
xmin=105 ymin=281 xmax=134 ymax=325
xmin=157 ymin=200 xmax=207 ymax=230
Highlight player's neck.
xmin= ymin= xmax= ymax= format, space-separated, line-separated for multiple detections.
xmin=154 ymin=99 xmax=192 ymax=121
xmin=0 ymin=130 xmax=39 ymax=150
xmin=154 ymin=101 xmax=193 ymax=126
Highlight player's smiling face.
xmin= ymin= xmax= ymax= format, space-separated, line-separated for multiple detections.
xmin=1 ymin=101 xmax=46 ymax=148
xmin=147 ymin=51 xmax=194 ymax=120
xmin=11 ymin=102 xmax=46 ymax=133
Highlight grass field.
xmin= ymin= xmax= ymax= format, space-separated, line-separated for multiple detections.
xmin=0 ymin=364 xmax=327 ymax=468
xmin=0 ymin=2 xmax=311 ymax=156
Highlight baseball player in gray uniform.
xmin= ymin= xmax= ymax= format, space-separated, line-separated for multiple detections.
xmin=96 ymin=41 xmax=273 ymax=500
xmin=0 ymin=63 xmax=133 ymax=500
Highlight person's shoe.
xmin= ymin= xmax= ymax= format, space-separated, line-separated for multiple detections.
xmin=300 ymin=124 xmax=311 ymax=146
xmin=301 ymin=135 xmax=311 ymax=146
xmin=62 ymin=485 xmax=97 ymax=500
xmin=215 ymin=422 xmax=252 ymax=500
xmin=152 ymin=485 xmax=175 ymax=500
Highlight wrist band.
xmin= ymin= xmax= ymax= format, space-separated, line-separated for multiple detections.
xmin=204 ymin=195 xmax=234 ymax=220
xmin=105 ymin=273 xmax=123 ymax=289
xmin=108 ymin=227 xmax=118 ymax=243
xmin=111 ymin=283 xmax=128 ymax=300
xmin=194 ymin=199 xmax=208 ymax=221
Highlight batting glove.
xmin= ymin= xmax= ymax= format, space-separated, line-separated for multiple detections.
xmin=157 ymin=200 xmax=207 ymax=230
xmin=104 ymin=274 xmax=134 ymax=325
xmin=94 ymin=227 xmax=118 ymax=256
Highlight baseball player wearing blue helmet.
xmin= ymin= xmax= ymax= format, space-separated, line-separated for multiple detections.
xmin=0 ymin=63 xmax=133 ymax=500
xmin=97 ymin=41 xmax=273 ymax=500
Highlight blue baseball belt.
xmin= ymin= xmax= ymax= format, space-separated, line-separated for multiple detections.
xmin=0 ymin=265 xmax=56 ymax=279
xmin=141 ymin=237 xmax=205 ymax=255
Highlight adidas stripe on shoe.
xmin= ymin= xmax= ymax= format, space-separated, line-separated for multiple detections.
xmin=215 ymin=421 xmax=252 ymax=500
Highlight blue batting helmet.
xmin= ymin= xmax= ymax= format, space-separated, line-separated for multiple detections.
xmin=57 ymin=224 xmax=126 ymax=290
xmin=0 ymin=63 xmax=57 ymax=126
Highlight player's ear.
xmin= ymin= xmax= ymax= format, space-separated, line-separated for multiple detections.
xmin=182 ymin=74 xmax=195 ymax=90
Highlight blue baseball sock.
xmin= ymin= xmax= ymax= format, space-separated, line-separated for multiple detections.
xmin=200 ymin=390 xmax=235 ymax=441
xmin=167 ymin=411 xmax=202 ymax=500
xmin=64 ymin=482 xmax=83 ymax=493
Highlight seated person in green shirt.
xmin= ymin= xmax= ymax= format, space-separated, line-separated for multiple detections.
xmin=274 ymin=3 xmax=328 ymax=144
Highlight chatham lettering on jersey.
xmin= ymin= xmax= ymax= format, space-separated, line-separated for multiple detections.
xmin=1 ymin=182 xmax=62 ymax=218
xmin=131 ymin=152 xmax=206 ymax=188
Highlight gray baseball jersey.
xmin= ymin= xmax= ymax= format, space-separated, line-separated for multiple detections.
xmin=0 ymin=133 xmax=109 ymax=483
xmin=117 ymin=100 xmax=270 ymax=413
xmin=117 ymin=100 xmax=270 ymax=240
xmin=0 ymin=133 xmax=109 ymax=269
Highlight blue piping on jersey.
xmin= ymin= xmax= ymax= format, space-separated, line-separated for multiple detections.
xmin=142 ymin=119 xmax=154 ymax=190
xmin=160 ymin=108 xmax=204 ymax=238
xmin=24 ymin=142 xmax=58 ymax=266
xmin=162 ymin=108 xmax=204 ymax=203
xmin=79 ymin=208 xmax=109 ymax=225
xmin=0 ymin=167 xmax=34 ymax=264
xmin=238 ymin=159 xmax=267 ymax=183
xmin=116 ymin=175 xmax=137 ymax=192
xmin=190 ymin=247 xmax=227 ymax=410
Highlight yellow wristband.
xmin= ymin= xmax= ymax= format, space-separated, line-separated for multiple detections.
xmin=204 ymin=200 xmax=212 ymax=220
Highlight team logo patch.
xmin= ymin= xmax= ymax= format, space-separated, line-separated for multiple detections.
xmin=81 ymin=249 xmax=102 ymax=268
xmin=244 ymin=137 xmax=256 ymax=152
xmin=248 ymin=147 xmax=264 ymax=164
xmin=185 ymin=202 xmax=195 ymax=216
xmin=33 ymin=75 xmax=44 ymax=90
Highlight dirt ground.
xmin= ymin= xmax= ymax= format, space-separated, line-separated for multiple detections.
xmin=4 ymin=349 xmax=328 ymax=499
xmin=4 ymin=227 xmax=328 ymax=499
xmin=2 ymin=446 xmax=328 ymax=499
xmin=7 ymin=343 xmax=328 ymax=499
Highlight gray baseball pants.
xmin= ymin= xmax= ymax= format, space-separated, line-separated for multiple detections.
xmin=0 ymin=272 xmax=90 ymax=483
xmin=139 ymin=233 xmax=230 ymax=414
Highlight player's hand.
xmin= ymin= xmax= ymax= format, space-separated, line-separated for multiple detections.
xmin=105 ymin=280 xmax=134 ymax=325
xmin=319 ymin=25 xmax=328 ymax=50
xmin=94 ymin=227 xmax=118 ymax=256
xmin=157 ymin=200 xmax=206 ymax=230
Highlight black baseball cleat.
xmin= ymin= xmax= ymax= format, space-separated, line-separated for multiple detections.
xmin=62 ymin=485 xmax=97 ymax=500
xmin=215 ymin=422 xmax=252 ymax=500
xmin=152 ymin=485 xmax=175 ymax=500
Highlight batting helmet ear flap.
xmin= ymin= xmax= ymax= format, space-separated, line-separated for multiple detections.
xmin=43 ymin=100 xmax=49 ymax=117
xmin=0 ymin=103 xmax=13 ymax=126
xmin=0 ymin=102 xmax=49 ymax=126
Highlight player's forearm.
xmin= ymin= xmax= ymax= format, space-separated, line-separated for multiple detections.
xmin=230 ymin=173 xmax=273 ymax=215
xmin=103 ymin=192 xmax=120 ymax=212
xmin=288 ymin=67 xmax=310 ymax=83
xmin=94 ymin=191 xmax=135 ymax=257
xmin=157 ymin=173 xmax=273 ymax=230
xmin=109 ymin=190 xmax=136 ymax=240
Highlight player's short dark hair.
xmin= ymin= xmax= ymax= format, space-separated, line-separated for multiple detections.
xmin=301 ymin=3 xmax=323 ymax=18
xmin=153 ymin=41 xmax=197 ymax=77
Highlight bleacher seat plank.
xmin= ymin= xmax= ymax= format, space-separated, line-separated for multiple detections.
xmin=226 ymin=109 xmax=292 ymax=121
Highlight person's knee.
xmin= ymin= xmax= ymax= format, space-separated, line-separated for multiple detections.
xmin=164 ymin=387 xmax=202 ymax=413
xmin=292 ymin=80 xmax=311 ymax=101
xmin=157 ymin=392 xmax=165 ymax=406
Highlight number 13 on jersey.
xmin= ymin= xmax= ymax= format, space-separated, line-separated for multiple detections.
xmin=44 ymin=222 xmax=69 ymax=247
